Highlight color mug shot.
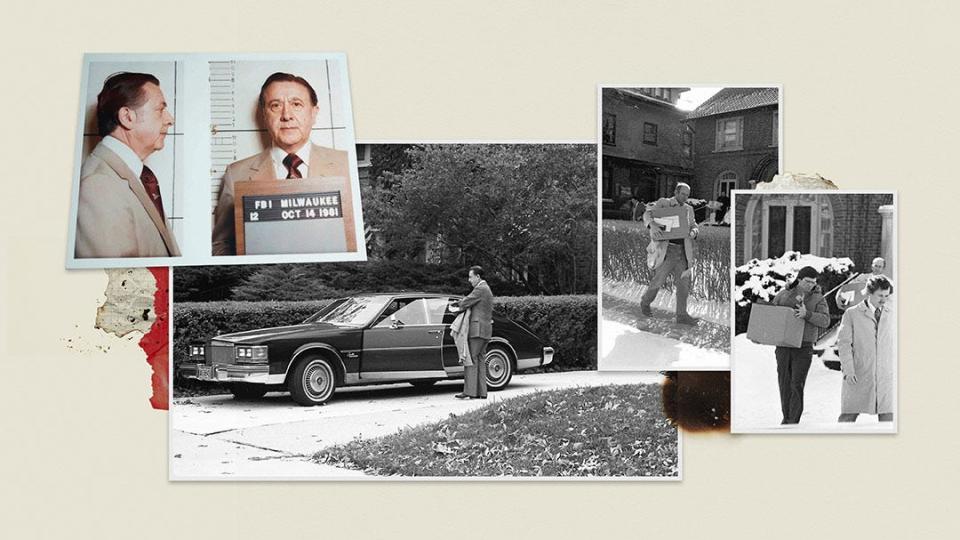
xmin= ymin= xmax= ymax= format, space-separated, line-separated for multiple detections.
xmin=211 ymin=71 xmax=352 ymax=256
xmin=75 ymin=72 xmax=181 ymax=258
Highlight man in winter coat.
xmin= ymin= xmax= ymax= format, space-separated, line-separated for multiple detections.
xmin=771 ymin=266 xmax=831 ymax=424
xmin=837 ymin=275 xmax=895 ymax=423
xmin=640 ymin=182 xmax=699 ymax=325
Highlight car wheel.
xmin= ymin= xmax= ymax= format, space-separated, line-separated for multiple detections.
xmin=288 ymin=356 xmax=337 ymax=406
xmin=229 ymin=383 xmax=268 ymax=400
xmin=409 ymin=380 xmax=438 ymax=389
xmin=484 ymin=345 xmax=513 ymax=391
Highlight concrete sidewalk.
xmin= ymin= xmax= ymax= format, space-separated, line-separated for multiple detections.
xmin=170 ymin=370 xmax=664 ymax=480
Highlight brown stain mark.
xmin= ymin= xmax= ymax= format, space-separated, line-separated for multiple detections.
xmin=662 ymin=371 xmax=730 ymax=433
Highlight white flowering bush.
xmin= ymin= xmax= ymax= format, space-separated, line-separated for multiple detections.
xmin=734 ymin=251 xmax=854 ymax=334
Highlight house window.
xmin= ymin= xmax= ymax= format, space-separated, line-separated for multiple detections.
xmin=772 ymin=111 xmax=779 ymax=146
xmin=716 ymin=171 xmax=737 ymax=199
xmin=603 ymin=113 xmax=616 ymax=145
xmin=356 ymin=144 xmax=372 ymax=168
xmin=762 ymin=201 xmax=817 ymax=258
xmin=715 ymin=116 xmax=743 ymax=151
xmin=744 ymin=194 xmax=835 ymax=263
xmin=643 ymin=122 xmax=658 ymax=145
xmin=681 ymin=129 xmax=692 ymax=157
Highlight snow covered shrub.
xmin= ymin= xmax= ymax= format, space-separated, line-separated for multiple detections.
xmin=733 ymin=252 xmax=854 ymax=334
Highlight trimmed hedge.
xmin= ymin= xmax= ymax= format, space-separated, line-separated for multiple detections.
xmin=603 ymin=220 xmax=730 ymax=304
xmin=173 ymin=295 xmax=597 ymax=390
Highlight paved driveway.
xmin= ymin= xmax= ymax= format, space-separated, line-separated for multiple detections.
xmin=170 ymin=371 xmax=664 ymax=480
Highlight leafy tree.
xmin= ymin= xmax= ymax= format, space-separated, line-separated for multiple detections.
xmin=365 ymin=144 xmax=597 ymax=295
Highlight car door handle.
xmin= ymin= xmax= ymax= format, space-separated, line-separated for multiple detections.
xmin=427 ymin=330 xmax=444 ymax=334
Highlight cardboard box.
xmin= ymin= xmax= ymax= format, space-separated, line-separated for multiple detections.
xmin=746 ymin=303 xmax=805 ymax=348
xmin=649 ymin=206 xmax=689 ymax=240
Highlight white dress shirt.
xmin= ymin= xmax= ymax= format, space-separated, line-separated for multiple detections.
xmin=101 ymin=135 xmax=145 ymax=179
xmin=270 ymin=143 xmax=311 ymax=179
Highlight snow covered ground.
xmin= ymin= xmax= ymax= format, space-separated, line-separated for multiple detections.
xmin=601 ymin=319 xmax=728 ymax=370
xmin=731 ymin=334 xmax=896 ymax=433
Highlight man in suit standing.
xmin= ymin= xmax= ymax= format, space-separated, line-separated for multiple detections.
xmin=452 ymin=266 xmax=494 ymax=400
xmin=640 ymin=182 xmax=699 ymax=325
xmin=75 ymin=72 xmax=180 ymax=258
xmin=211 ymin=72 xmax=350 ymax=255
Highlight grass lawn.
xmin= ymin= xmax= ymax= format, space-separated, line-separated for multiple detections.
xmin=314 ymin=383 xmax=679 ymax=477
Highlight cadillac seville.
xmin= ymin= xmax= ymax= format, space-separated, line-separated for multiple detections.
xmin=180 ymin=293 xmax=554 ymax=405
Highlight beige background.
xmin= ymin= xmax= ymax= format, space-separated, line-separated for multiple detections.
xmin=1 ymin=1 xmax=957 ymax=538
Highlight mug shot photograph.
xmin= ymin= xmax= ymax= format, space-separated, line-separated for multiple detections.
xmin=69 ymin=60 xmax=185 ymax=264
xmin=66 ymin=53 xmax=365 ymax=269
xmin=731 ymin=191 xmax=897 ymax=433
xmin=600 ymin=86 xmax=780 ymax=370
xmin=170 ymin=143 xmax=680 ymax=480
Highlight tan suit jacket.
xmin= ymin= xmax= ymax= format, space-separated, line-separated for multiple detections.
xmin=455 ymin=280 xmax=494 ymax=339
xmin=74 ymin=141 xmax=181 ymax=258
xmin=211 ymin=144 xmax=349 ymax=256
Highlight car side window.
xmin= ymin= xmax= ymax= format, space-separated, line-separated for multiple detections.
xmin=374 ymin=298 xmax=449 ymax=327
xmin=373 ymin=299 xmax=407 ymax=326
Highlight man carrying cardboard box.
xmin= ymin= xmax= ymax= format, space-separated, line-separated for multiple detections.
xmin=770 ymin=266 xmax=831 ymax=424
xmin=640 ymin=183 xmax=699 ymax=325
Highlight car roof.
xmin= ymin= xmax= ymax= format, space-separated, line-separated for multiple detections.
xmin=350 ymin=292 xmax=457 ymax=299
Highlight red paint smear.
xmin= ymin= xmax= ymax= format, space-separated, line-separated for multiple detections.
xmin=140 ymin=267 xmax=169 ymax=410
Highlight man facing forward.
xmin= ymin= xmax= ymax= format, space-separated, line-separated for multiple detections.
xmin=640 ymin=182 xmax=699 ymax=325
xmin=211 ymin=72 xmax=349 ymax=255
xmin=451 ymin=266 xmax=494 ymax=400
xmin=75 ymin=72 xmax=180 ymax=258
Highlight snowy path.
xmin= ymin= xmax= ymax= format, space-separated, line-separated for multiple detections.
xmin=600 ymin=319 xmax=729 ymax=370
xmin=731 ymin=335 xmax=895 ymax=433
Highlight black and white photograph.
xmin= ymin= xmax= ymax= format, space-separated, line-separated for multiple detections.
xmin=66 ymin=52 xmax=366 ymax=269
xmin=731 ymin=191 xmax=897 ymax=433
xmin=600 ymin=86 xmax=780 ymax=370
xmin=170 ymin=142 xmax=681 ymax=479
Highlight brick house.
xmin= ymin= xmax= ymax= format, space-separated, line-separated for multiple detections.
xmin=734 ymin=193 xmax=895 ymax=274
xmin=687 ymin=88 xmax=779 ymax=201
xmin=601 ymin=88 xmax=694 ymax=218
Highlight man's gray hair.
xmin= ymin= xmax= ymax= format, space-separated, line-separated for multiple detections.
xmin=872 ymin=257 xmax=886 ymax=267
xmin=675 ymin=182 xmax=691 ymax=193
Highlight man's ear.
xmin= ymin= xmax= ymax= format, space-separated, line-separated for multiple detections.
xmin=116 ymin=106 xmax=137 ymax=130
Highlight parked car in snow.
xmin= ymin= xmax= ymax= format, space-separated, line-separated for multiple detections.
xmin=180 ymin=293 xmax=554 ymax=405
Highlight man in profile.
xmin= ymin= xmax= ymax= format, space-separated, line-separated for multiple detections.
xmin=451 ymin=266 xmax=494 ymax=400
xmin=75 ymin=72 xmax=180 ymax=258
xmin=640 ymin=182 xmax=699 ymax=325
xmin=211 ymin=72 xmax=349 ymax=255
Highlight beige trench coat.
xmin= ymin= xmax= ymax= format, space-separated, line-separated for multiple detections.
xmin=837 ymin=299 xmax=895 ymax=414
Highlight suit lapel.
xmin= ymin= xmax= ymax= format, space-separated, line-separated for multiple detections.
xmin=308 ymin=144 xmax=343 ymax=177
xmin=93 ymin=143 xmax=180 ymax=256
xmin=248 ymin=150 xmax=277 ymax=181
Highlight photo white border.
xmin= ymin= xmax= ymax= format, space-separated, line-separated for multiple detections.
xmin=66 ymin=52 xmax=368 ymax=270
xmin=729 ymin=189 xmax=898 ymax=435
xmin=166 ymin=139 xmax=680 ymax=482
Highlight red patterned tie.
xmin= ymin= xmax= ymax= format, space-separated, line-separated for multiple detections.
xmin=283 ymin=153 xmax=304 ymax=179
xmin=140 ymin=165 xmax=165 ymax=220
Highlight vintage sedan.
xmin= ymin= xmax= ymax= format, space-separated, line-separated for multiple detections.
xmin=180 ymin=293 xmax=554 ymax=405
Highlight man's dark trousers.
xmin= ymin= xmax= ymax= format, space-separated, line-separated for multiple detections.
xmin=775 ymin=344 xmax=814 ymax=424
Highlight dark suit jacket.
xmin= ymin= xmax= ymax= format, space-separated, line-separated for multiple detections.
xmin=456 ymin=280 xmax=494 ymax=339
xmin=211 ymin=144 xmax=349 ymax=255
xmin=75 ymin=141 xmax=181 ymax=258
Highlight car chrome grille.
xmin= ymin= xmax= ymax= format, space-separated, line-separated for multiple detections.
xmin=209 ymin=342 xmax=234 ymax=365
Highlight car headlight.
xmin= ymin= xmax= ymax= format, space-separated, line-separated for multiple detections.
xmin=190 ymin=345 xmax=205 ymax=358
xmin=236 ymin=345 xmax=269 ymax=363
